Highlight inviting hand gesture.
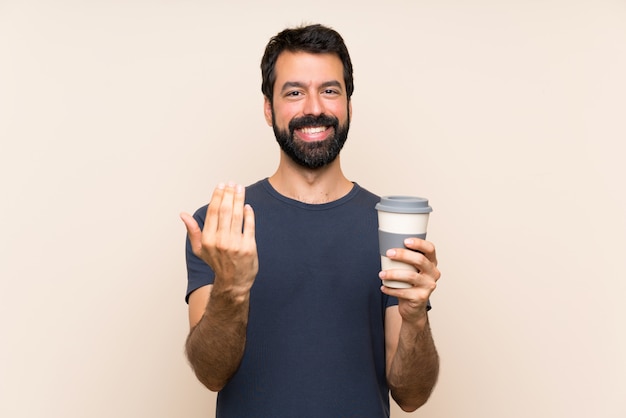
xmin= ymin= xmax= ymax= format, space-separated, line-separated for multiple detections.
xmin=181 ymin=182 xmax=258 ymax=295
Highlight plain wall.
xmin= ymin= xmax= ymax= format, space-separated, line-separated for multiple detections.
xmin=1 ymin=0 xmax=625 ymax=417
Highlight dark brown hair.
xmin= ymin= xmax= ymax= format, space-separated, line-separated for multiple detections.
xmin=260 ymin=24 xmax=354 ymax=103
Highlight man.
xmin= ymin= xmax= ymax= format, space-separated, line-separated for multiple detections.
xmin=181 ymin=24 xmax=441 ymax=417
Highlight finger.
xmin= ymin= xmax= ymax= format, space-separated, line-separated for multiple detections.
xmin=379 ymin=268 xmax=414 ymax=286
xmin=242 ymin=204 xmax=256 ymax=243
xmin=380 ymin=268 xmax=437 ymax=297
xmin=231 ymin=184 xmax=246 ymax=235
xmin=404 ymin=238 xmax=438 ymax=266
xmin=205 ymin=183 xmax=226 ymax=234
xmin=386 ymin=247 xmax=434 ymax=278
xmin=387 ymin=247 xmax=441 ymax=283
xmin=180 ymin=212 xmax=202 ymax=255
xmin=386 ymin=247 xmax=426 ymax=267
xmin=217 ymin=182 xmax=237 ymax=235
xmin=380 ymin=284 xmax=433 ymax=313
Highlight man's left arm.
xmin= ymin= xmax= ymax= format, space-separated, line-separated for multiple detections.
xmin=381 ymin=238 xmax=441 ymax=412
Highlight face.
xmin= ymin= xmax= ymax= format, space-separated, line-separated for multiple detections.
xmin=264 ymin=51 xmax=352 ymax=169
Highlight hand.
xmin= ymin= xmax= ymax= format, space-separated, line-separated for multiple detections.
xmin=379 ymin=238 xmax=441 ymax=324
xmin=180 ymin=182 xmax=258 ymax=295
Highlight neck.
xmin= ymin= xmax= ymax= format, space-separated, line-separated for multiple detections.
xmin=269 ymin=154 xmax=353 ymax=204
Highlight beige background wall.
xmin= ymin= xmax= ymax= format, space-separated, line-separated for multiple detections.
xmin=1 ymin=0 xmax=625 ymax=417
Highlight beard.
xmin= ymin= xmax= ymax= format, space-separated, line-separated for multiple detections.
xmin=272 ymin=112 xmax=350 ymax=169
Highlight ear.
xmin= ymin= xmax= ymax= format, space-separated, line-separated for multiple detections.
xmin=348 ymin=100 xmax=352 ymax=121
xmin=263 ymin=97 xmax=273 ymax=126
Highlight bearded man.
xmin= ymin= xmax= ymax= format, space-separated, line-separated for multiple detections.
xmin=181 ymin=24 xmax=441 ymax=417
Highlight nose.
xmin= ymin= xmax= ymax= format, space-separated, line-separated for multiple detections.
xmin=302 ymin=93 xmax=323 ymax=116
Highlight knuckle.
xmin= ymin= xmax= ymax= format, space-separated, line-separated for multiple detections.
xmin=207 ymin=202 xmax=219 ymax=216
xmin=219 ymin=206 xmax=230 ymax=217
xmin=213 ymin=238 xmax=232 ymax=252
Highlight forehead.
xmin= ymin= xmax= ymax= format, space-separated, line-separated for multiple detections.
xmin=273 ymin=51 xmax=345 ymax=89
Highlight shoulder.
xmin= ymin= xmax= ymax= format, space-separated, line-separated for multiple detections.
xmin=245 ymin=178 xmax=270 ymax=199
xmin=349 ymin=183 xmax=381 ymax=209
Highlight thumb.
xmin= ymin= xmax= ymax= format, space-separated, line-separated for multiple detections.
xmin=180 ymin=212 xmax=202 ymax=254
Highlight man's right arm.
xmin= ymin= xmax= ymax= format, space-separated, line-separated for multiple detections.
xmin=181 ymin=182 xmax=258 ymax=392
xmin=186 ymin=284 xmax=250 ymax=392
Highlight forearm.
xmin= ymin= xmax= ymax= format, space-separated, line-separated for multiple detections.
xmin=185 ymin=287 xmax=250 ymax=392
xmin=387 ymin=316 xmax=439 ymax=412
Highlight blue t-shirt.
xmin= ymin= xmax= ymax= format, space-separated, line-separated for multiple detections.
xmin=186 ymin=179 xmax=398 ymax=417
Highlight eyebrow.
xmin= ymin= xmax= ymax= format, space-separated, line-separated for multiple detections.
xmin=280 ymin=80 xmax=344 ymax=93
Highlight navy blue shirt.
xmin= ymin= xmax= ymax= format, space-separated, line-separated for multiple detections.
xmin=186 ymin=179 xmax=398 ymax=417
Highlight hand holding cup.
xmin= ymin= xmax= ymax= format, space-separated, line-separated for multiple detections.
xmin=376 ymin=196 xmax=432 ymax=289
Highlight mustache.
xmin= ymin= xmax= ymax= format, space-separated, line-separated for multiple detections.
xmin=289 ymin=114 xmax=339 ymax=131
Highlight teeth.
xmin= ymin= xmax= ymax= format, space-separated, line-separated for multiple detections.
xmin=300 ymin=126 xmax=327 ymax=134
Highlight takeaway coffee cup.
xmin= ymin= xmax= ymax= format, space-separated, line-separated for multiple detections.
xmin=375 ymin=196 xmax=433 ymax=288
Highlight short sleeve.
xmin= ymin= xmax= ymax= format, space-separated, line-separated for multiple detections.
xmin=384 ymin=295 xmax=432 ymax=311
xmin=185 ymin=205 xmax=215 ymax=303
xmin=385 ymin=294 xmax=399 ymax=308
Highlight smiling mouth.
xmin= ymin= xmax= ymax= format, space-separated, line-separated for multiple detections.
xmin=295 ymin=125 xmax=333 ymax=142
xmin=298 ymin=126 xmax=329 ymax=134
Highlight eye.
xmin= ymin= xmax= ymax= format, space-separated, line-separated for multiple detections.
xmin=286 ymin=91 xmax=302 ymax=97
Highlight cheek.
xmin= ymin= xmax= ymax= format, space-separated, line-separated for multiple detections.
xmin=273 ymin=105 xmax=299 ymax=127
xmin=328 ymin=100 xmax=349 ymax=118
